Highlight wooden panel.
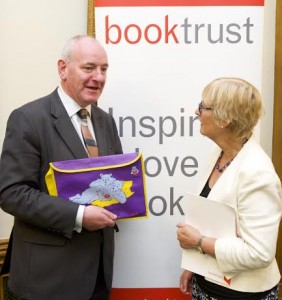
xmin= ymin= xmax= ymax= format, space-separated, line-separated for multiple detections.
xmin=273 ymin=0 xmax=282 ymax=176
xmin=0 ymin=240 xmax=8 ymax=269
xmin=0 ymin=239 xmax=8 ymax=300
xmin=273 ymin=1 xmax=282 ymax=298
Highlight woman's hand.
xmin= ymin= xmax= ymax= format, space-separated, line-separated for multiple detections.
xmin=179 ymin=270 xmax=193 ymax=295
xmin=177 ymin=223 xmax=216 ymax=256
xmin=177 ymin=223 xmax=201 ymax=249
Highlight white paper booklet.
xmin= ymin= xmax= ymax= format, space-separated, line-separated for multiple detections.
xmin=181 ymin=192 xmax=236 ymax=286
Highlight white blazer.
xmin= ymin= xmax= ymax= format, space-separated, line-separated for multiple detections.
xmin=197 ymin=135 xmax=282 ymax=292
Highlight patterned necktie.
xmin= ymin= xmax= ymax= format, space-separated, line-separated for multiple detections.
xmin=77 ymin=109 xmax=99 ymax=157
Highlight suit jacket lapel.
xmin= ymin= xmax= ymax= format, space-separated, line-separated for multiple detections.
xmin=50 ymin=90 xmax=88 ymax=159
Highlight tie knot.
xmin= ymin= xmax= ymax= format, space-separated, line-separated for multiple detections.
xmin=77 ymin=108 xmax=88 ymax=120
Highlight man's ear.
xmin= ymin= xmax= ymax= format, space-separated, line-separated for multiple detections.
xmin=58 ymin=59 xmax=67 ymax=80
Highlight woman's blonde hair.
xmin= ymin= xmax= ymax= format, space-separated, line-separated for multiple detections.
xmin=202 ymin=77 xmax=263 ymax=140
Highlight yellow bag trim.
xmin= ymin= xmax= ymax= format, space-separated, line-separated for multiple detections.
xmin=45 ymin=167 xmax=58 ymax=196
xmin=120 ymin=155 xmax=149 ymax=221
xmin=49 ymin=152 xmax=142 ymax=174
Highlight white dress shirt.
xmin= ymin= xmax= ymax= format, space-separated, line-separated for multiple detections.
xmin=57 ymin=86 xmax=97 ymax=233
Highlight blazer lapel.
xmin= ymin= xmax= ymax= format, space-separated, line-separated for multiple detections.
xmin=50 ymin=90 xmax=88 ymax=159
xmin=197 ymin=145 xmax=222 ymax=195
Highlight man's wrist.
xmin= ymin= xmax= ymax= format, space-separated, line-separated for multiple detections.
xmin=74 ymin=205 xmax=85 ymax=233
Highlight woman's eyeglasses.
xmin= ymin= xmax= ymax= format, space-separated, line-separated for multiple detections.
xmin=198 ymin=102 xmax=213 ymax=115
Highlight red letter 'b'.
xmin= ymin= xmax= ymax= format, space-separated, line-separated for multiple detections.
xmin=105 ymin=16 xmax=121 ymax=44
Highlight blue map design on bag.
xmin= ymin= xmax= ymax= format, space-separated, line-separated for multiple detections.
xmin=69 ymin=173 xmax=127 ymax=205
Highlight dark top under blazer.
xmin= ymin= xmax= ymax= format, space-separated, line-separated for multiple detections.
xmin=0 ymin=88 xmax=123 ymax=300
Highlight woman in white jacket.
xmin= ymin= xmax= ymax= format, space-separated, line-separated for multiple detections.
xmin=177 ymin=77 xmax=282 ymax=299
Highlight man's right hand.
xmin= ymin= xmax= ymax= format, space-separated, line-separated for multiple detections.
xmin=82 ymin=205 xmax=117 ymax=231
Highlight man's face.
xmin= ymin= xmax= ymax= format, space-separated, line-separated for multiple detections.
xmin=59 ymin=38 xmax=108 ymax=107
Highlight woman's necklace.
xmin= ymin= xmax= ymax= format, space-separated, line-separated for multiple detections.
xmin=215 ymin=152 xmax=235 ymax=173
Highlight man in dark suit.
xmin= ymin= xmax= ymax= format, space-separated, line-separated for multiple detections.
xmin=0 ymin=35 xmax=123 ymax=300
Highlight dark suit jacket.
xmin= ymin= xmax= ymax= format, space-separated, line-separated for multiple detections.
xmin=0 ymin=89 xmax=123 ymax=300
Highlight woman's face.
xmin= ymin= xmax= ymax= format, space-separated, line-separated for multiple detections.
xmin=195 ymin=101 xmax=221 ymax=140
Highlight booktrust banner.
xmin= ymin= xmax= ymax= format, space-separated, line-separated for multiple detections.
xmin=93 ymin=0 xmax=264 ymax=298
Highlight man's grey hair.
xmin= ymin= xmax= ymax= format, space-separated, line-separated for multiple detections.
xmin=61 ymin=35 xmax=97 ymax=63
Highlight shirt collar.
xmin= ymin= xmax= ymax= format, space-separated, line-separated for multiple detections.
xmin=58 ymin=86 xmax=92 ymax=117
